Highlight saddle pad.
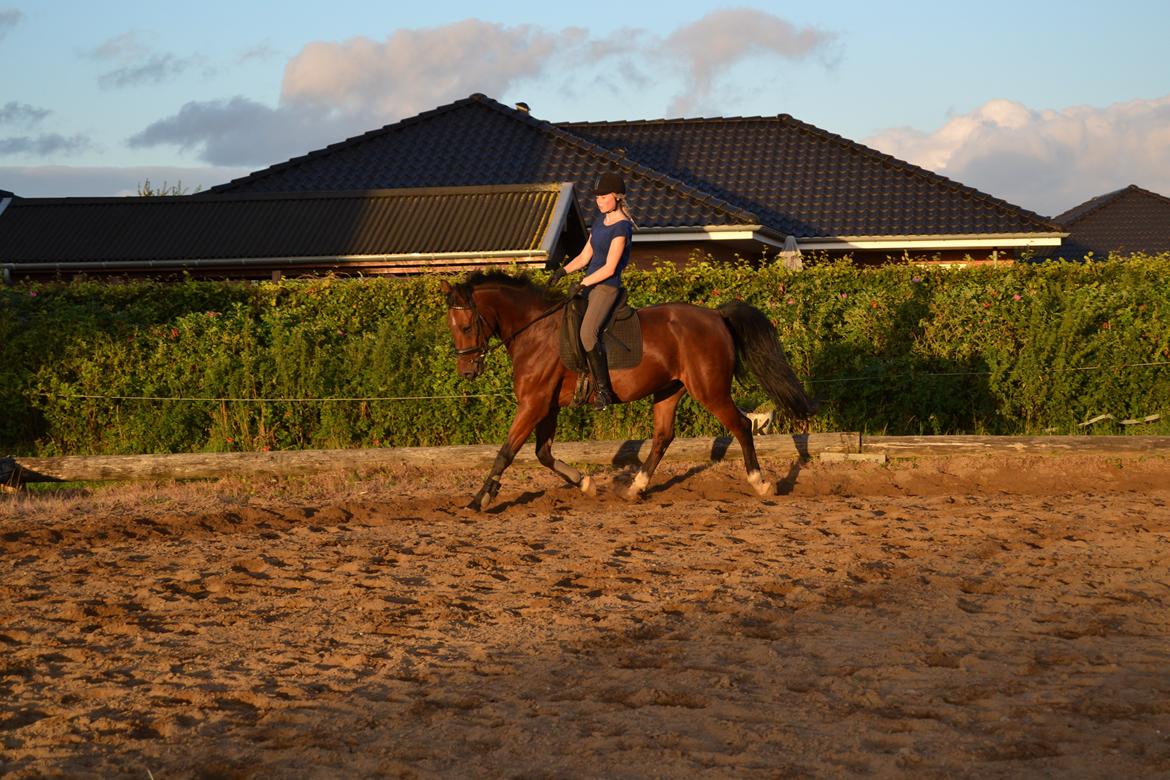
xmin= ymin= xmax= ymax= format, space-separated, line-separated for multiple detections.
xmin=559 ymin=294 xmax=643 ymax=372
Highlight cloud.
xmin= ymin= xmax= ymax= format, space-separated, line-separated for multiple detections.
xmin=237 ymin=42 xmax=280 ymax=65
xmin=0 ymin=133 xmax=91 ymax=157
xmin=0 ymin=8 xmax=22 ymax=41
xmin=280 ymin=19 xmax=574 ymax=122
xmin=86 ymin=30 xmax=199 ymax=88
xmin=98 ymin=53 xmax=198 ymax=89
xmin=0 ymin=101 xmax=50 ymax=126
xmin=128 ymin=11 xmax=835 ymax=167
xmin=661 ymin=8 xmax=837 ymax=116
xmin=865 ymin=95 xmax=1170 ymax=217
xmin=0 ymin=164 xmax=250 ymax=198
xmin=131 ymin=18 xmax=588 ymax=166
xmin=127 ymin=96 xmax=354 ymax=167
xmin=86 ymin=30 xmax=150 ymax=61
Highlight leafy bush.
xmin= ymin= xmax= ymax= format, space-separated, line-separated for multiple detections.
xmin=2 ymin=255 xmax=1168 ymax=456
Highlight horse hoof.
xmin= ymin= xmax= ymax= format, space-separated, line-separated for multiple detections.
xmin=579 ymin=475 xmax=597 ymax=496
xmin=748 ymin=471 xmax=774 ymax=497
xmin=624 ymin=472 xmax=649 ymax=501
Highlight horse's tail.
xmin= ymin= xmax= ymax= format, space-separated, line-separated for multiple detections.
xmin=718 ymin=301 xmax=818 ymax=419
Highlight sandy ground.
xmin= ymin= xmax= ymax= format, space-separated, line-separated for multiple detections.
xmin=2 ymin=451 xmax=1170 ymax=779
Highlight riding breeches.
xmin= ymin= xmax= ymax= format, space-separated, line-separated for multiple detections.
xmin=579 ymin=284 xmax=620 ymax=351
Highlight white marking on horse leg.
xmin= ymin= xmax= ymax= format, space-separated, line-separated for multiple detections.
xmin=579 ymin=474 xmax=596 ymax=496
xmin=626 ymin=470 xmax=650 ymax=500
xmin=747 ymin=469 xmax=773 ymax=497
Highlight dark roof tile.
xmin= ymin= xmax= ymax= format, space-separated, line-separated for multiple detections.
xmin=213 ymin=94 xmax=764 ymax=235
xmin=1044 ymin=184 xmax=1170 ymax=257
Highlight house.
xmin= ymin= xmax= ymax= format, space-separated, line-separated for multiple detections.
xmin=213 ymin=94 xmax=1064 ymax=267
xmin=1038 ymin=184 xmax=1170 ymax=259
xmin=0 ymin=184 xmax=584 ymax=282
xmin=1 ymin=94 xmax=1065 ymax=281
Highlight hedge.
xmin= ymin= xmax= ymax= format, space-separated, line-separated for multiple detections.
xmin=2 ymin=254 xmax=1168 ymax=456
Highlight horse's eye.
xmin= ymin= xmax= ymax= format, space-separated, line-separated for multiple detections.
xmin=461 ymin=325 xmax=472 ymax=334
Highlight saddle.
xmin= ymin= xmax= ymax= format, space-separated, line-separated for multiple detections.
xmin=559 ymin=288 xmax=643 ymax=405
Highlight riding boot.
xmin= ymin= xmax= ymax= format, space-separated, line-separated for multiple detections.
xmin=585 ymin=344 xmax=615 ymax=411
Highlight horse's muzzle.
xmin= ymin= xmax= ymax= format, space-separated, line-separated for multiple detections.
xmin=456 ymin=355 xmax=485 ymax=379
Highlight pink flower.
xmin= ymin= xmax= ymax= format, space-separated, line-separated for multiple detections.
xmin=1012 ymin=294 xmax=1022 ymax=301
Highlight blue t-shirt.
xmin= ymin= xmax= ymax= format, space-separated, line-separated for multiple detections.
xmin=587 ymin=216 xmax=633 ymax=287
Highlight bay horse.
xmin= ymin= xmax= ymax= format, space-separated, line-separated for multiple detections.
xmin=440 ymin=270 xmax=816 ymax=510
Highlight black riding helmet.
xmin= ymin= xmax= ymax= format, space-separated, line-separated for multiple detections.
xmin=593 ymin=172 xmax=626 ymax=196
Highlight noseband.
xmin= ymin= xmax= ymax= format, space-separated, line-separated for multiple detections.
xmin=447 ymin=285 xmax=492 ymax=364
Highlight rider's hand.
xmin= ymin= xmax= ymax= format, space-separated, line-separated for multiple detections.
xmin=568 ymin=283 xmax=588 ymax=299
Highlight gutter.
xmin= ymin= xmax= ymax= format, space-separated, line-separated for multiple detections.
xmin=797 ymin=233 xmax=1067 ymax=251
xmin=1 ymin=251 xmax=552 ymax=281
xmin=633 ymin=224 xmax=787 ymax=250
xmin=2 ymin=249 xmax=551 ymax=276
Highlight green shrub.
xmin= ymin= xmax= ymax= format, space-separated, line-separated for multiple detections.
xmin=2 ymin=254 xmax=1168 ymax=456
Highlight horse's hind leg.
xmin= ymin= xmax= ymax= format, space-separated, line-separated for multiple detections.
xmin=692 ymin=386 xmax=773 ymax=497
xmin=627 ymin=385 xmax=685 ymax=500
xmin=534 ymin=409 xmax=595 ymax=496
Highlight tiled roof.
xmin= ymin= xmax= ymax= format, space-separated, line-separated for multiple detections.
xmin=0 ymin=184 xmax=581 ymax=270
xmin=212 ymin=94 xmax=1058 ymax=241
xmin=1044 ymin=184 xmax=1170 ymax=257
xmin=212 ymin=94 xmax=765 ymax=235
xmin=561 ymin=115 xmax=1060 ymax=239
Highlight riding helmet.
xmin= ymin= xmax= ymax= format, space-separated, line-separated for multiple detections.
xmin=593 ymin=172 xmax=626 ymax=196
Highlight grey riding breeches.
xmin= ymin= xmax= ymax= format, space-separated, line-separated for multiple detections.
xmin=579 ymin=284 xmax=619 ymax=352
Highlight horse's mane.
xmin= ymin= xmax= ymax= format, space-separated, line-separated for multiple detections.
xmin=460 ymin=269 xmax=561 ymax=304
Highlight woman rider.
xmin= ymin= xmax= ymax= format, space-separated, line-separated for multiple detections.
xmin=549 ymin=172 xmax=634 ymax=411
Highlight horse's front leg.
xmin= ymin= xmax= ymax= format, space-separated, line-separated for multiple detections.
xmin=469 ymin=403 xmax=547 ymax=511
xmin=534 ymin=408 xmax=595 ymax=497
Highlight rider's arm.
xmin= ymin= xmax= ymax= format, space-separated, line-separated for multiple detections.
xmin=563 ymin=241 xmax=593 ymax=273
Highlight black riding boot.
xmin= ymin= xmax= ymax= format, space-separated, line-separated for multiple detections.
xmin=585 ymin=344 xmax=615 ymax=411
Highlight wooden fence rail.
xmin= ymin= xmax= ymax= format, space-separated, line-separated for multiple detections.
xmin=2 ymin=432 xmax=859 ymax=484
xmin=5 ymin=433 xmax=1168 ymax=486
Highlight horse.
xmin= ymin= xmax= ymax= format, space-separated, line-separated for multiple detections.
xmin=439 ymin=270 xmax=817 ymax=510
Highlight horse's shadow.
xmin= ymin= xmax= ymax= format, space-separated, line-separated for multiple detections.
xmin=483 ymin=491 xmax=548 ymax=514
xmin=615 ymin=456 xmax=806 ymax=499
xmin=472 ymin=449 xmax=808 ymax=511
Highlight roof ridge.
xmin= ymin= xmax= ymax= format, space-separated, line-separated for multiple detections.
xmin=562 ymin=113 xmax=1060 ymax=233
xmin=16 ymin=182 xmax=570 ymax=208
xmin=1055 ymin=183 xmax=1170 ymax=226
xmin=209 ymin=94 xmax=489 ymax=193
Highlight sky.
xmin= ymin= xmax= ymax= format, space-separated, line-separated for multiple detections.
xmin=1 ymin=1 xmax=1169 ymax=217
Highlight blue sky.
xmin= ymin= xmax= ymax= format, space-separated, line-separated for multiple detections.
xmin=2 ymin=1 xmax=1168 ymax=216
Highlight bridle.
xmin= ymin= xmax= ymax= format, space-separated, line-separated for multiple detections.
xmin=446 ymin=283 xmax=567 ymax=369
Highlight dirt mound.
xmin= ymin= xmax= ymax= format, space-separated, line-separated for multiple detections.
xmin=3 ymin=453 xmax=1169 ymax=778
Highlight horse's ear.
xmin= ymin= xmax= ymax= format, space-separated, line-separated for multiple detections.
xmin=439 ymin=280 xmax=452 ymax=294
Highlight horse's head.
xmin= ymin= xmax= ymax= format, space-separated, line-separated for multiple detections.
xmin=439 ymin=279 xmax=491 ymax=379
